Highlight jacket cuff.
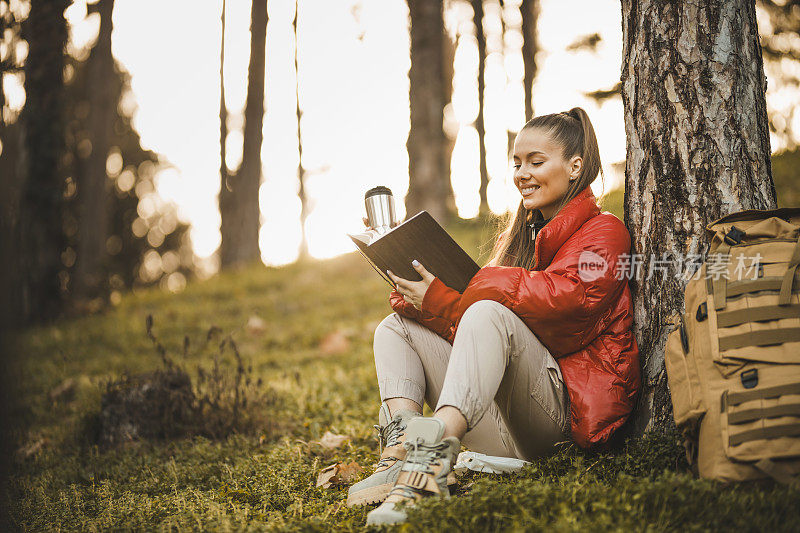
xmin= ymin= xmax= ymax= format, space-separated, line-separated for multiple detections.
xmin=421 ymin=277 xmax=462 ymax=323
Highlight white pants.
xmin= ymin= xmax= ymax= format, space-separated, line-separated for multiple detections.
xmin=373 ymin=299 xmax=570 ymax=461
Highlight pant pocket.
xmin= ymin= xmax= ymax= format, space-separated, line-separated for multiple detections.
xmin=530 ymin=361 xmax=568 ymax=435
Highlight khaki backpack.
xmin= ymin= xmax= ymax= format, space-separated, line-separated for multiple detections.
xmin=664 ymin=207 xmax=800 ymax=485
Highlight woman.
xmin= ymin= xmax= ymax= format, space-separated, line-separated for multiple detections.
xmin=351 ymin=107 xmax=640 ymax=526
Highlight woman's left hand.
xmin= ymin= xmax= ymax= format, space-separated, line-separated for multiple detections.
xmin=387 ymin=260 xmax=435 ymax=311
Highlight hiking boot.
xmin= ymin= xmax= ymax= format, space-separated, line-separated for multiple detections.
xmin=346 ymin=402 xmax=418 ymax=507
xmin=366 ymin=416 xmax=460 ymax=526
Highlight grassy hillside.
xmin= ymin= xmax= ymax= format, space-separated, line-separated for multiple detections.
xmin=4 ymin=192 xmax=800 ymax=530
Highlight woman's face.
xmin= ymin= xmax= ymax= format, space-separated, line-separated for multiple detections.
xmin=512 ymin=127 xmax=582 ymax=219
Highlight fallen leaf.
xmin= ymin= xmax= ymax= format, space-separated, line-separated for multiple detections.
xmin=318 ymin=330 xmax=350 ymax=355
xmin=16 ymin=438 xmax=47 ymax=461
xmin=315 ymin=431 xmax=349 ymax=450
xmin=49 ymin=378 xmax=76 ymax=404
xmin=337 ymin=461 xmax=364 ymax=483
xmin=246 ymin=315 xmax=267 ymax=336
xmin=315 ymin=461 xmax=364 ymax=488
xmin=316 ymin=464 xmax=339 ymax=488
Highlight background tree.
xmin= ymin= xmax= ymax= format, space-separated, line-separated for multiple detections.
xmin=294 ymin=0 xmax=310 ymax=262
xmin=71 ymin=0 xmax=115 ymax=303
xmin=472 ymin=0 xmax=489 ymax=216
xmin=218 ymin=0 xmax=229 ymax=261
xmin=1 ymin=0 xmax=192 ymax=320
xmin=758 ymin=0 xmax=800 ymax=145
xmin=520 ymin=0 xmax=539 ymax=121
xmin=620 ymin=0 xmax=778 ymax=434
xmin=62 ymin=54 xmax=194 ymax=302
xmin=219 ymin=0 xmax=268 ymax=268
xmin=405 ymin=0 xmax=457 ymax=224
xmin=16 ymin=0 xmax=70 ymax=323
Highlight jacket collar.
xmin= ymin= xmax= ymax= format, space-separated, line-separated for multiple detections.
xmin=533 ymin=185 xmax=601 ymax=270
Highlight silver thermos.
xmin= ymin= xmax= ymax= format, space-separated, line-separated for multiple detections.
xmin=365 ymin=186 xmax=397 ymax=235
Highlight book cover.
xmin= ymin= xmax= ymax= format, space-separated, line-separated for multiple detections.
xmin=347 ymin=211 xmax=480 ymax=293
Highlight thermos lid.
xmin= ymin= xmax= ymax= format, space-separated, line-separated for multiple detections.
xmin=365 ymin=185 xmax=393 ymax=199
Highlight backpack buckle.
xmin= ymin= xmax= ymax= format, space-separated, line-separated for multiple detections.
xmin=740 ymin=368 xmax=759 ymax=389
xmin=724 ymin=226 xmax=745 ymax=246
xmin=696 ymin=302 xmax=708 ymax=322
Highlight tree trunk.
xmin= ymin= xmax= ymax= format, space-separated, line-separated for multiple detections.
xmin=218 ymin=0 xmax=229 ymax=252
xmin=472 ymin=0 xmax=489 ymax=217
xmin=520 ymin=0 xmax=539 ymax=122
xmin=72 ymin=0 xmax=115 ymax=303
xmin=620 ymin=0 xmax=778 ymax=435
xmin=294 ymin=0 xmax=310 ymax=263
xmin=17 ymin=0 xmax=70 ymax=323
xmin=219 ymin=0 xmax=267 ymax=268
xmin=406 ymin=0 xmax=456 ymax=224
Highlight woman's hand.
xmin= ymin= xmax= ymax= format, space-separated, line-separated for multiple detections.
xmin=387 ymin=260 xmax=434 ymax=311
xmin=362 ymin=216 xmax=399 ymax=231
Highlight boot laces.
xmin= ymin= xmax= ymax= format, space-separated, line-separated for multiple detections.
xmin=386 ymin=437 xmax=449 ymax=502
xmin=372 ymin=417 xmax=406 ymax=469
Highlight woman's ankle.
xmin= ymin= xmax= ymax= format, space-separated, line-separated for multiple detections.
xmin=384 ymin=398 xmax=422 ymax=418
xmin=433 ymin=405 xmax=468 ymax=440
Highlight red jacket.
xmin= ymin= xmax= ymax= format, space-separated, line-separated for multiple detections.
xmin=389 ymin=185 xmax=640 ymax=449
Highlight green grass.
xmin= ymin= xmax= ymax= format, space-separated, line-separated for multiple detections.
xmin=4 ymin=201 xmax=800 ymax=531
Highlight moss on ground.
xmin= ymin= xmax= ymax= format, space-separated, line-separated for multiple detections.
xmin=4 ymin=185 xmax=800 ymax=531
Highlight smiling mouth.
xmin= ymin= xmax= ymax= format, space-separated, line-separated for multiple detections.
xmin=520 ymin=185 xmax=540 ymax=195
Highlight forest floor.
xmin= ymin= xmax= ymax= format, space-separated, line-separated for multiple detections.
xmin=4 ymin=185 xmax=800 ymax=531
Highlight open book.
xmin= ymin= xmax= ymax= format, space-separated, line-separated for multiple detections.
xmin=347 ymin=211 xmax=480 ymax=293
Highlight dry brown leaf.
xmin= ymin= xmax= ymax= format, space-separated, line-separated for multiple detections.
xmin=316 ymin=431 xmax=349 ymax=450
xmin=336 ymin=461 xmax=364 ymax=483
xmin=16 ymin=438 xmax=47 ymax=461
xmin=315 ymin=461 xmax=364 ymax=488
xmin=246 ymin=315 xmax=267 ymax=336
xmin=49 ymin=377 xmax=76 ymax=404
xmin=318 ymin=330 xmax=350 ymax=355
xmin=316 ymin=463 xmax=339 ymax=488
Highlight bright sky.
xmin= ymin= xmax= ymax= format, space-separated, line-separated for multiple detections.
xmin=6 ymin=0 xmax=795 ymax=269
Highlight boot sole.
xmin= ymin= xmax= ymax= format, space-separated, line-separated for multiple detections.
xmin=347 ymin=482 xmax=393 ymax=507
xmin=346 ymin=473 xmax=458 ymax=507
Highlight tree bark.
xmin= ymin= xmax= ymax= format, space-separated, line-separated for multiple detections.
xmin=406 ymin=0 xmax=456 ymax=224
xmin=72 ymin=0 xmax=115 ymax=302
xmin=294 ymin=0 xmax=310 ymax=262
xmin=620 ymin=0 xmax=777 ymax=435
xmin=520 ymin=0 xmax=539 ymax=122
xmin=219 ymin=0 xmax=267 ymax=268
xmin=218 ymin=0 xmax=229 ymax=250
xmin=472 ymin=0 xmax=489 ymax=217
xmin=17 ymin=0 xmax=70 ymax=323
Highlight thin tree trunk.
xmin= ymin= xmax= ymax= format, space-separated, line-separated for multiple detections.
xmin=219 ymin=0 xmax=229 ymax=243
xmin=620 ymin=0 xmax=777 ymax=435
xmin=520 ymin=0 xmax=538 ymax=122
xmin=18 ymin=0 xmax=70 ymax=323
xmin=472 ymin=0 xmax=489 ymax=217
xmin=219 ymin=0 xmax=267 ymax=268
xmin=72 ymin=0 xmax=115 ymax=303
xmin=294 ymin=0 xmax=310 ymax=262
xmin=406 ymin=0 xmax=456 ymax=224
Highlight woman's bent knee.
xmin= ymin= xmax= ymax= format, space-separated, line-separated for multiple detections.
xmin=460 ymin=299 xmax=511 ymax=324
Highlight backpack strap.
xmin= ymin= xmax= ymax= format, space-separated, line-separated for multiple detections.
xmin=779 ymin=233 xmax=800 ymax=306
xmin=718 ymin=327 xmax=800 ymax=353
xmin=712 ymin=226 xmax=746 ymax=311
